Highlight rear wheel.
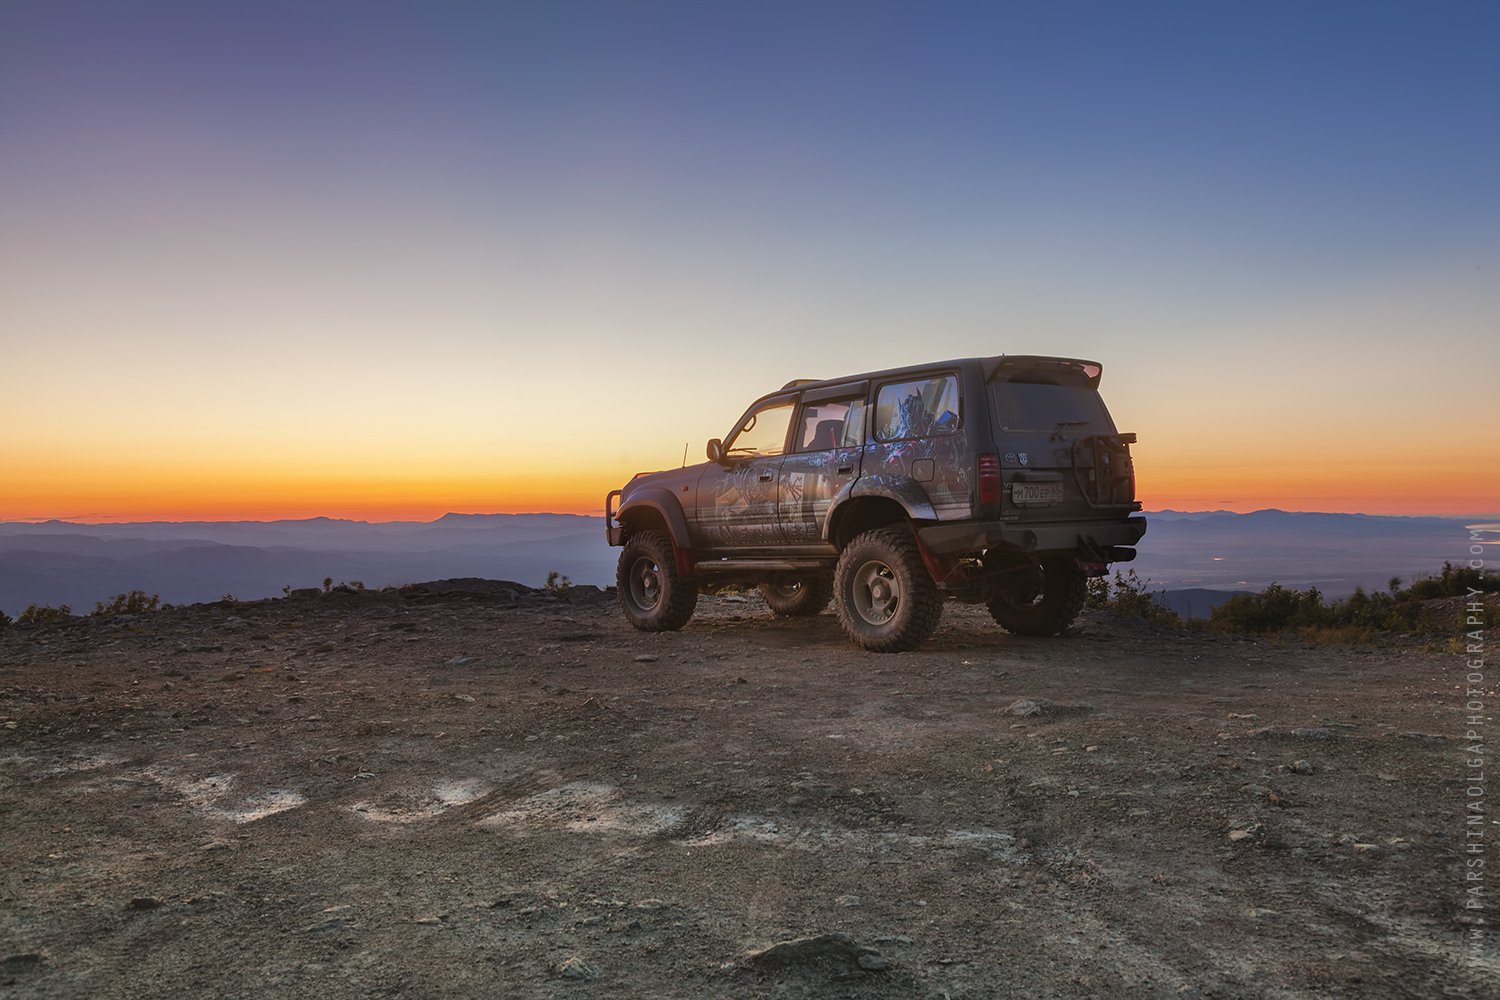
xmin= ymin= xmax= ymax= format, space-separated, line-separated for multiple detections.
xmin=833 ymin=527 xmax=942 ymax=652
xmin=760 ymin=574 xmax=834 ymax=617
xmin=617 ymin=530 xmax=698 ymax=631
xmin=985 ymin=555 xmax=1086 ymax=636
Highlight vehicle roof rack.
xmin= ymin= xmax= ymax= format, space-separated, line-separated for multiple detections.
xmin=780 ymin=378 xmax=821 ymax=390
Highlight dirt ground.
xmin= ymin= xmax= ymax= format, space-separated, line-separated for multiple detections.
xmin=1 ymin=581 xmax=1494 ymax=998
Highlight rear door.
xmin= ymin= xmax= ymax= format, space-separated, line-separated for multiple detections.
xmin=777 ymin=384 xmax=868 ymax=544
xmin=988 ymin=374 xmax=1131 ymax=518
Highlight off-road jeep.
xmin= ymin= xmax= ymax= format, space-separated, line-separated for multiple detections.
xmin=604 ymin=355 xmax=1146 ymax=652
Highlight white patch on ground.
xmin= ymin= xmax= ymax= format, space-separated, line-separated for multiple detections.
xmin=676 ymin=816 xmax=1024 ymax=862
xmin=471 ymin=781 xmax=1023 ymax=860
xmin=352 ymin=778 xmax=491 ymax=823
xmin=220 ymin=790 xmax=308 ymax=823
xmin=142 ymin=767 xmax=305 ymax=824
xmin=0 ymin=751 xmax=126 ymax=776
xmin=478 ymin=781 xmax=685 ymax=837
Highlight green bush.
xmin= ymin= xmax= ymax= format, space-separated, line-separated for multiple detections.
xmin=1086 ymin=569 xmax=1179 ymax=625
xmin=1208 ymin=563 xmax=1496 ymax=636
xmin=91 ymin=590 xmax=160 ymax=617
xmin=17 ymin=603 xmax=71 ymax=627
xmin=0 ymin=609 xmax=11 ymax=630
xmin=1403 ymin=561 xmax=1496 ymax=600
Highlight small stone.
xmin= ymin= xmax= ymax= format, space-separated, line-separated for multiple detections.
xmin=632 ymin=654 xmax=659 ymax=663
xmin=451 ymin=693 xmax=476 ymax=703
xmin=413 ymin=915 xmax=443 ymax=925
xmin=556 ymin=956 xmax=599 ymax=980
xmin=1085 ymin=745 xmax=1099 ymax=752
xmin=857 ymin=953 xmax=890 ymax=971
xmin=445 ymin=656 xmax=474 ymax=666
xmin=834 ymin=894 xmax=862 ymax=908
xmin=126 ymin=896 xmax=164 ymax=911
xmin=1351 ymin=842 xmax=1379 ymax=853
xmin=1007 ymin=698 xmax=1054 ymax=717
xmin=1291 ymin=759 xmax=1314 ymax=775
xmin=300 ymin=917 xmax=351 ymax=934
xmin=1227 ymin=713 xmax=1259 ymax=720
xmin=634 ymin=898 xmax=667 ymax=910
xmin=1245 ymin=907 xmax=1281 ymax=919
xmin=1228 ymin=829 xmax=1253 ymax=842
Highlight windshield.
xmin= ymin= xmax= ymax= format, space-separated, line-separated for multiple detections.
xmin=991 ymin=381 xmax=1114 ymax=432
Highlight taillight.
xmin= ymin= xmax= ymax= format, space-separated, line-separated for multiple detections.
xmin=978 ymin=453 xmax=1001 ymax=504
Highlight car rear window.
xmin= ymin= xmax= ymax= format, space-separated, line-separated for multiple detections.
xmin=991 ymin=381 xmax=1114 ymax=432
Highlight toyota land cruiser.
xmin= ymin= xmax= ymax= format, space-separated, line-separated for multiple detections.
xmin=604 ymin=355 xmax=1146 ymax=652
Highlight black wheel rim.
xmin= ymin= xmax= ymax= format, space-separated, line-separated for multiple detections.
xmin=851 ymin=559 xmax=900 ymax=626
xmin=628 ymin=555 xmax=663 ymax=611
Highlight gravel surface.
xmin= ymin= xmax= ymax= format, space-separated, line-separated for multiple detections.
xmin=1 ymin=583 xmax=1494 ymax=998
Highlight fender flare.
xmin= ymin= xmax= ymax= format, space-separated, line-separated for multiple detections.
xmin=823 ymin=476 xmax=937 ymax=543
xmin=617 ymin=488 xmax=693 ymax=550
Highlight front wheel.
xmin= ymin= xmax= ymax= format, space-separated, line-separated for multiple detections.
xmin=833 ymin=527 xmax=942 ymax=652
xmin=985 ymin=555 xmax=1086 ymax=636
xmin=617 ymin=531 xmax=698 ymax=631
xmin=760 ymin=574 xmax=834 ymax=617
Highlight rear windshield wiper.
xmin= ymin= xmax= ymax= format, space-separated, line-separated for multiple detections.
xmin=1050 ymin=419 xmax=1088 ymax=440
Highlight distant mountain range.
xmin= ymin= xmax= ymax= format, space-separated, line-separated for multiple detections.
xmin=0 ymin=509 xmax=1485 ymax=617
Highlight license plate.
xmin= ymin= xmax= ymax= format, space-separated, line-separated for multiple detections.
xmin=1011 ymin=482 xmax=1064 ymax=504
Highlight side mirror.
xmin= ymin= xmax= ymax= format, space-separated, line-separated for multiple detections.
xmin=706 ymin=438 xmax=725 ymax=464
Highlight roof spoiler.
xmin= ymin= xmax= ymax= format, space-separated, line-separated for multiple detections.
xmin=983 ymin=355 xmax=1103 ymax=388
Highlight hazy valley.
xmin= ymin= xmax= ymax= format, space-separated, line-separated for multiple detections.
xmin=0 ymin=509 xmax=1484 ymax=618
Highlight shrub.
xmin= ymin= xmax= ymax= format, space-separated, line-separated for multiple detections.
xmin=322 ymin=577 xmax=334 ymax=594
xmin=0 ymin=609 xmax=11 ymax=630
xmin=544 ymin=571 xmax=574 ymax=603
xmin=1086 ymin=569 xmax=1179 ymax=625
xmin=1207 ymin=563 xmax=1497 ymax=637
xmin=91 ymin=590 xmax=160 ymax=617
xmin=17 ymin=603 xmax=71 ymax=627
xmin=1404 ymin=561 xmax=1496 ymax=600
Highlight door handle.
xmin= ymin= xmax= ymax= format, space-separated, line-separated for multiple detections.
xmin=758 ymin=472 xmax=775 ymax=482
xmin=837 ymin=466 xmax=852 ymax=475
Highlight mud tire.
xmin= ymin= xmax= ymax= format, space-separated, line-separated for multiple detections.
xmin=985 ymin=556 xmax=1087 ymax=636
xmin=833 ymin=527 xmax=942 ymax=652
xmin=617 ymin=530 xmax=698 ymax=632
xmin=760 ymin=575 xmax=834 ymax=617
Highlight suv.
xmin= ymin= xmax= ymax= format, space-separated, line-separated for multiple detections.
xmin=604 ymin=355 xmax=1146 ymax=652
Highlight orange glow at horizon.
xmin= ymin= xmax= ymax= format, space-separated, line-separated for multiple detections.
xmin=4 ymin=450 xmax=1497 ymax=523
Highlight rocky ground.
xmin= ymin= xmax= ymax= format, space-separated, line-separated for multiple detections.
xmin=1 ymin=580 xmax=1495 ymax=998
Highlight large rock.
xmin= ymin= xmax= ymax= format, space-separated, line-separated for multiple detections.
xmin=742 ymin=932 xmax=888 ymax=972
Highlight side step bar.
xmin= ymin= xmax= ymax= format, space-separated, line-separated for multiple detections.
xmin=693 ymin=558 xmax=833 ymax=574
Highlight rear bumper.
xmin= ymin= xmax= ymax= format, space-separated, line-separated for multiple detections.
xmin=917 ymin=515 xmax=1147 ymax=558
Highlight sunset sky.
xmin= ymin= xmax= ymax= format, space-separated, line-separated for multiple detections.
xmin=2 ymin=1 xmax=1496 ymax=522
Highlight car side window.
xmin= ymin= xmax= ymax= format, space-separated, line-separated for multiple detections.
xmin=794 ymin=398 xmax=866 ymax=453
xmin=726 ymin=401 xmax=796 ymax=458
xmin=874 ymin=375 xmax=959 ymax=441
